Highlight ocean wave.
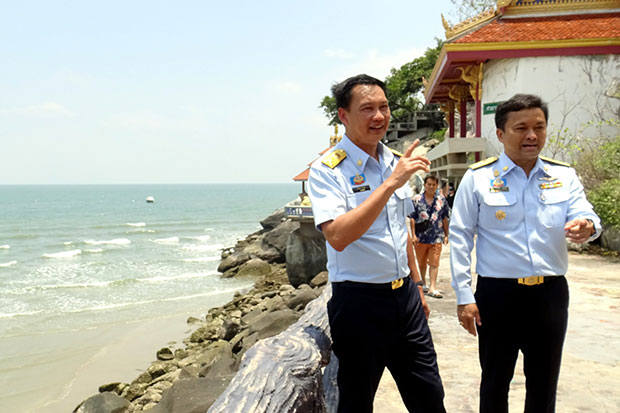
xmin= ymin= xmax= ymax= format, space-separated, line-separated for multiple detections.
xmin=186 ymin=235 xmax=211 ymax=242
xmin=66 ymin=286 xmax=247 ymax=314
xmin=127 ymin=222 xmax=146 ymax=227
xmin=85 ymin=248 xmax=104 ymax=253
xmin=0 ymin=245 xmax=10 ymax=249
xmin=26 ymin=277 xmax=137 ymax=291
xmin=138 ymin=271 xmax=218 ymax=283
xmin=43 ymin=249 xmax=82 ymax=259
xmin=0 ymin=310 xmax=43 ymax=319
xmin=182 ymin=257 xmax=220 ymax=263
xmin=153 ymin=236 xmax=180 ymax=244
xmin=63 ymin=241 xmax=73 ymax=246
xmin=182 ymin=244 xmax=224 ymax=252
xmin=84 ymin=238 xmax=131 ymax=246
xmin=0 ymin=260 xmax=18 ymax=268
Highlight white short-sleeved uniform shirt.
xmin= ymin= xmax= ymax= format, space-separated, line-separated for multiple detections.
xmin=450 ymin=152 xmax=602 ymax=304
xmin=308 ymin=135 xmax=413 ymax=284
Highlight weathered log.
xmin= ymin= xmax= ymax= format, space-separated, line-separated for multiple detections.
xmin=208 ymin=286 xmax=334 ymax=413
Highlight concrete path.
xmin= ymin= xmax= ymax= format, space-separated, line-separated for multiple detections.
xmin=373 ymin=248 xmax=620 ymax=412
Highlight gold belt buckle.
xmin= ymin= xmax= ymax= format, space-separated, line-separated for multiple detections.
xmin=391 ymin=278 xmax=404 ymax=290
xmin=518 ymin=276 xmax=544 ymax=286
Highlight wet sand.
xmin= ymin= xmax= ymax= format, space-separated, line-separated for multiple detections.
xmin=374 ymin=248 xmax=620 ymax=412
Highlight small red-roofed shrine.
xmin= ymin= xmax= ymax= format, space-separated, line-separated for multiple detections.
xmin=424 ymin=0 xmax=620 ymax=186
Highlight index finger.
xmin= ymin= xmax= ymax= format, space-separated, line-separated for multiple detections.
xmin=403 ymin=139 xmax=420 ymax=158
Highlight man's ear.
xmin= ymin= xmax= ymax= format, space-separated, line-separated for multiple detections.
xmin=496 ymin=128 xmax=504 ymax=143
xmin=338 ymin=107 xmax=348 ymax=127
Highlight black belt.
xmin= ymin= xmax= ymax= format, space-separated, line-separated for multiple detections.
xmin=479 ymin=275 xmax=562 ymax=286
xmin=338 ymin=276 xmax=409 ymax=290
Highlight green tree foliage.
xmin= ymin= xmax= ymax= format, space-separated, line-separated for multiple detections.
xmin=318 ymin=39 xmax=443 ymax=125
xmin=574 ymin=122 xmax=620 ymax=229
xmin=319 ymin=95 xmax=339 ymax=126
xmin=385 ymin=38 xmax=443 ymax=122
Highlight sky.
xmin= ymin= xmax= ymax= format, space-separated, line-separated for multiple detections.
xmin=0 ymin=0 xmax=457 ymax=184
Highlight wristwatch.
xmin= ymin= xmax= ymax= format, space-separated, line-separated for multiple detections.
xmin=586 ymin=219 xmax=596 ymax=236
xmin=416 ymin=280 xmax=424 ymax=287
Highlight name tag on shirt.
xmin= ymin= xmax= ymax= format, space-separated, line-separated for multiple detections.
xmin=352 ymin=185 xmax=371 ymax=193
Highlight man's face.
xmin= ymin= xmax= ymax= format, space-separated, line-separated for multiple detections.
xmin=338 ymin=84 xmax=390 ymax=151
xmin=424 ymin=179 xmax=438 ymax=196
xmin=497 ymin=107 xmax=547 ymax=167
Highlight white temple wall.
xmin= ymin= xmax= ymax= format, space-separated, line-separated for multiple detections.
xmin=480 ymin=54 xmax=620 ymax=160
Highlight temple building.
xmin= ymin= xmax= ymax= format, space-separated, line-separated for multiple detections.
xmin=423 ymin=0 xmax=620 ymax=185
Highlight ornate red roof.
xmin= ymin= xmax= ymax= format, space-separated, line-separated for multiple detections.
xmin=455 ymin=13 xmax=620 ymax=43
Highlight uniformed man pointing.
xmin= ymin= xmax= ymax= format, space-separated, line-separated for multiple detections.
xmin=309 ymin=74 xmax=446 ymax=412
xmin=449 ymin=93 xmax=601 ymax=413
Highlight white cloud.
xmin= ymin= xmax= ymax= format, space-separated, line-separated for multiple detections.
xmin=273 ymin=81 xmax=302 ymax=94
xmin=333 ymin=47 xmax=426 ymax=81
xmin=0 ymin=102 xmax=77 ymax=117
xmin=324 ymin=48 xmax=355 ymax=60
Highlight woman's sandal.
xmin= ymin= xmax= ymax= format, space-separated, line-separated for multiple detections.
xmin=428 ymin=290 xmax=443 ymax=299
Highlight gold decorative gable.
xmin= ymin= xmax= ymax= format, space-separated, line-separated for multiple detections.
xmin=442 ymin=0 xmax=620 ymax=40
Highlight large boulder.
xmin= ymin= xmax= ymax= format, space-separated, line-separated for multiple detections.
xmin=148 ymin=377 xmax=230 ymax=413
xmin=73 ymin=392 xmax=131 ymax=413
xmin=285 ymin=225 xmax=327 ymax=287
xmin=235 ymin=258 xmax=272 ymax=277
xmin=217 ymin=252 xmax=251 ymax=273
xmin=602 ymin=227 xmax=620 ymax=252
xmin=248 ymin=309 xmax=300 ymax=339
xmin=259 ymin=208 xmax=286 ymax=231
xmin=262 ymin=219 xmax=299 ymax=255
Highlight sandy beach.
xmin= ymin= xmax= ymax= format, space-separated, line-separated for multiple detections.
xmin=374 ymin=248 xmax=620 ymax=412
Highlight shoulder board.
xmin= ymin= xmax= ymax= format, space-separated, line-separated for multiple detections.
xmin=540 ymin=156 xmax=570 ymax=167
xmin=388 ymin=148 xmax=403 ymax=158
xmin=469 ymin=156 xmax=498 ymax=170
xmin=322 ymin=149 xmax=347 ymax=169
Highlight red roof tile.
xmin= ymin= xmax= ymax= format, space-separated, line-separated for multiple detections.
xmin=455 ymin=13 xmax=620 ymax=43
xmin=292 ymin=168 xmax=309 ymax=181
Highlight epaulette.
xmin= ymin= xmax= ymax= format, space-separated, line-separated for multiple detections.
xmin=469 ymin=156 xmax=498 ymax=170
xmin=540 ymin=156 xmax=570 ymax=167
xmin=388 ymin=148 xmax=404 ymax=157
xmin=322 ymin=149 xmax=347 ymax=169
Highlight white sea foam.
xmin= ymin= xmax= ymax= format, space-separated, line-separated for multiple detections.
xmin=127 ymin=222 xmax=146 ymax=227
xmin=186 ymin=235 xmax=211 ymax=242
xmin=182 ymin=257 xmax=220 ymax=263
xmin=43 ymin=249 xmax=82 ymax=259
xmin=182 ymin=244 xmax=224 ymax=252
xmin=0 ymin=310 xmax=43 ymax=319
xmin=84 ymin=238 xmax=131 ymax=246
xmin=0 ymin=245 xmax=10 ymax=249
xmin=0 ymin=260 xmax=18 ymax=268
xmin=63 ymin=241 xmax=73 ymax=245
xmin=85 ymin=248 xmax=104 ymax=253
xmin=153 ymin=236 xmax=180 ymax=244
xmin=34 ymin=280 xmax=113 ymax=290
xmin=138 ymin=271 xmax=217 ymax=283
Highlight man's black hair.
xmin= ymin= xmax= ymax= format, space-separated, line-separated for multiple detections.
xmin=331 ymin=74 xmax=387 ymax=110
xmin=424 ymin=174 xmax=439 ymax=184
xmin=495 ymin=94 xmax=549 ymax=131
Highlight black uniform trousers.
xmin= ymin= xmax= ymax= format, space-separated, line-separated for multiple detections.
xmin=328 ymin=276 xmax=446 ymax=413
xmin=475 ymin=275 xmax=569 ymax=413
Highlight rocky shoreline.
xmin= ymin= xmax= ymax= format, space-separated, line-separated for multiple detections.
xmin=74 ymin=209 xmax=327 ymax=413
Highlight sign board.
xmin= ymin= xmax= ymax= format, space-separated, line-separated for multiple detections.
xmin=483 ymin=101 xmax=503 ymax=115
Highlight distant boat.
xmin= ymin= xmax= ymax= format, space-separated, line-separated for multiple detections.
xmin=146 ymin=196 xmax=155 ymax=203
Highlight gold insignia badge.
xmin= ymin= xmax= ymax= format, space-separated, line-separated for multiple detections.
xmin=357 ymin=159 xmax=362 ymax=166
xmin=322 ymin=149 xmax=347 ymax=169
xmin=503 ymin=166 xmax=508 ymax=171
xmin=494 ymin=170 xmax=499 ymax=177
xmin=496 ymin=210 xmax=506 ymax=220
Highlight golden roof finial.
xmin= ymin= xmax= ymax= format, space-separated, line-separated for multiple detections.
xmin=330 ymin=124 xmax=342 ymax=147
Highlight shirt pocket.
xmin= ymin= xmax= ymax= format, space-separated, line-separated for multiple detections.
xmin=393 ymin=187 xmax=409 ymax=220
xmin=346 ymin=190 xmax=385 ymax=234
xmin=480 ymin=192 xmax=522 ymax=230
xmin=538 ymin=188 xmax=569 ymax=228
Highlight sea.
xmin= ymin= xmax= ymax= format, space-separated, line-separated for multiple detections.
xmin=0 ymin=183 xmax=298 ymax=412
